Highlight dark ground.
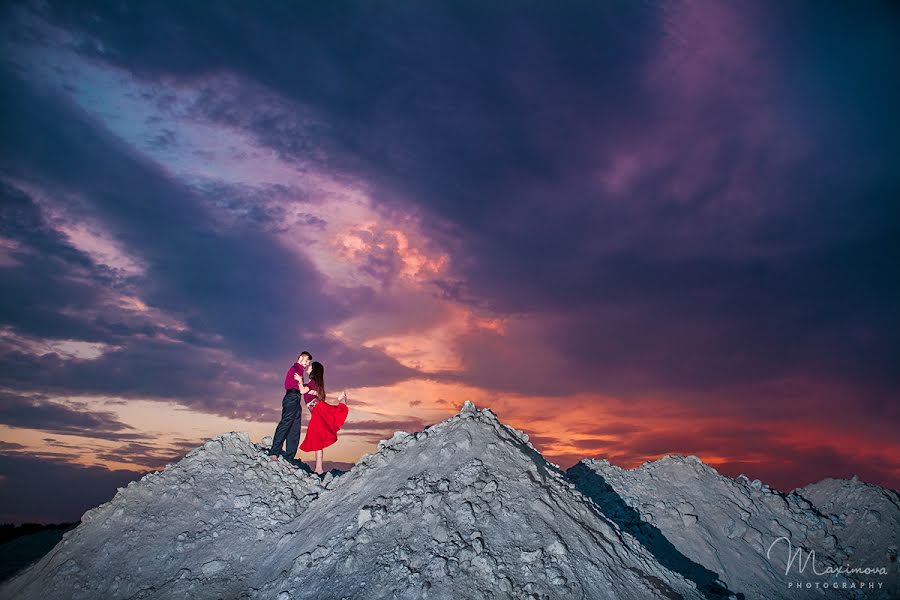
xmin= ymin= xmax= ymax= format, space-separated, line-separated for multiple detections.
xmin=0 ymin=523 xmax=78 ymax=583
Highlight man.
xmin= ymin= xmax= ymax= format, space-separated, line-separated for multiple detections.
xmin=268 ymin=351 xmax=312 ymax=462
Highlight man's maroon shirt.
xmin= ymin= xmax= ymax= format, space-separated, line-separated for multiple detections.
xmin=284 ymin=362 xmax=306 ymax=390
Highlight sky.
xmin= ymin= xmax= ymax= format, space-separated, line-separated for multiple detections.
xmin=1 ymin=0 xmax=898 ymax=523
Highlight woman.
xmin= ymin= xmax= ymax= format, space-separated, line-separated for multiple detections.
xmin=295 ymin=361 xmax=349 ymax=475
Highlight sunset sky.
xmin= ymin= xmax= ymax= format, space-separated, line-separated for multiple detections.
xmin=1 ymin=1 xmax=898 ymax=523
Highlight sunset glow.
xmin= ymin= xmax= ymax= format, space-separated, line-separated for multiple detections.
xmin=1 ymin=0 xmax=898 ymax=524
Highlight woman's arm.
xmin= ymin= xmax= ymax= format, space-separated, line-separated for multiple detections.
xmin=293 ymin=373 xmax=310 ymax=393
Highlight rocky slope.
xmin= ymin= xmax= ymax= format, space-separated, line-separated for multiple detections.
xmin=2 ymin=402 xmax=897 ymax=600
xmin=797 ymin=477 xmax=900 ymax=598
xmin=568 ymin=456 xmax=898 ymax=600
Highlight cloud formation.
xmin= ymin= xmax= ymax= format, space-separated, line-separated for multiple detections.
xmin=1 ymin=0 xmax=898 ymax=523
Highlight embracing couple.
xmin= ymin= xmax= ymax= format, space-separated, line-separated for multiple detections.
xmin=268 ymin=351 xmax=349 ymax=475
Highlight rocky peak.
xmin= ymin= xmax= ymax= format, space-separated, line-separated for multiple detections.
xmin=3 ymin=402 xmax=896 ymax=599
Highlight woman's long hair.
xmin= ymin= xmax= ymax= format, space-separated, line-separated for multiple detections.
xmin=309 ymin=361 xmax=326 ymax=401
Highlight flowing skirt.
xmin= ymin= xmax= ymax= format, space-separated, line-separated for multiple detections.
xmin=300 ymin=402 xmax=349 ymax=451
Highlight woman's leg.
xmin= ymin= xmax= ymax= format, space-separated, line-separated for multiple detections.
xmin=314 ymin=449 xmax=324 ymax=474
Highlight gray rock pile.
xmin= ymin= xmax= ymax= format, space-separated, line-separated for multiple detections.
xmin=797 ymin=476 xmax=900 ymax=598
xmin=568 ymin=455 xmax=898 ymax=599
xmin=2 ymin=402 xmax=896 ymax=600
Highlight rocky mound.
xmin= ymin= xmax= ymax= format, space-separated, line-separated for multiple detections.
xmin=2 ymin=402 xmax=896 ymax=600
xmin=247 ymin=402 xmax=728 ymax=600
xmin=797 ymin=477 xmax=900 ymax=598
xmin=1 ymin=432 xmax=324 ymax=600
xmin=2 ymin=403 xmax=725 ymax=600
xmin=568 ymin=456 xmax=898 ymax=599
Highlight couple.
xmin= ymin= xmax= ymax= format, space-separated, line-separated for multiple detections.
xmin=268 ymin=351 xmax=349 ymax=475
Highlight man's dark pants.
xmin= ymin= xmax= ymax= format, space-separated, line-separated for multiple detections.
xmin=269 ymin=388 xmax=302 ymax=460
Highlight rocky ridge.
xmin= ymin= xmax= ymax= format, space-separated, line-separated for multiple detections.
xmin=2 ymin=402 xmax=896 ymax=600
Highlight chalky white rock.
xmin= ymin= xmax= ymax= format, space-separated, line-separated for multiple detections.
xmin=1 ymin=402 xmax=896 ymax=599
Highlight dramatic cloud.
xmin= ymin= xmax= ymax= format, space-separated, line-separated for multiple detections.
xmin=1 ymin=0 xmax=898 ymax=522
xmin=0 ymin=391 xmax=143 ymax=441
xmin=92 ymin=439 xmax=206 ymax=470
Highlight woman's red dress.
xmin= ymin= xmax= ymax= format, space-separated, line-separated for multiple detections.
xmin=299 ymin=381 xmax=348 ymax=452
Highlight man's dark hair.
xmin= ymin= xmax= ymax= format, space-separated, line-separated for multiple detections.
xmin=299 ymin=351 xmax=312 ymax=360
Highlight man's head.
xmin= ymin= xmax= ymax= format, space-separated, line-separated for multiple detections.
xmin=296 ymin=351 xmax=312 ymax=366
